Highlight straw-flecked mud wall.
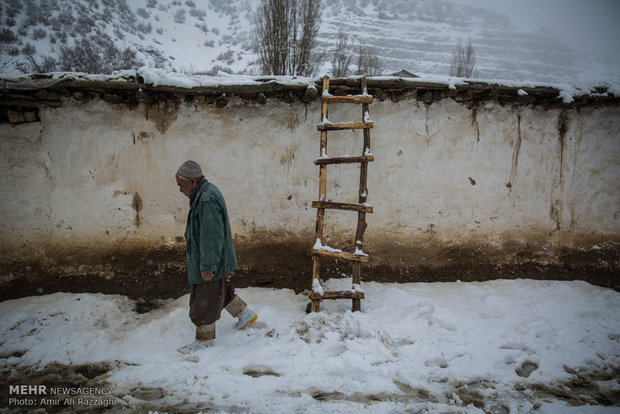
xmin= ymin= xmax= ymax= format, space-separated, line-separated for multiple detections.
xmin=1 ymin=74 xmax=618 ymax=301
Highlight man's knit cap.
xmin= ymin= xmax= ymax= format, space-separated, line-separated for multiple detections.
xmin=177 ymin=160 xmax=203 ymax=179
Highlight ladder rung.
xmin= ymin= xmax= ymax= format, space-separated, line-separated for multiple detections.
xmin=312 ymin=201 xmax=373 ymax=213
xmin=314 ymin=155 xmax=374 ymax=165
xmin=312 ymin=249 xmax=370 ymax=262
xmin=321 ymin=95 xmax=373 ymax=104
xmin=310 ymin=291 xmax=365 ymax=300
xmin=317 ymin=122 xmax=373 ymax=131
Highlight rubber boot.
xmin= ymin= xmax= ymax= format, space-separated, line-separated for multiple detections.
xmin=225 ymin=295 xmax=258 ymax=330
xmin=177 ymin=323 xmax=215 ymax=354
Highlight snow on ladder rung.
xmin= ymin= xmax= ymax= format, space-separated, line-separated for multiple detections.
xmin=321 ymin=95 xmax=373 ymax=104
xmin=310 ymin=291 xmax=365 ymax=300
xmin=312 ymin=249 xmax=370 ymax=262
xmin=317 ymin=122 xmax=373 ymax=131
xmin=312 ymin=201 xmax=373 ymax=213
xmin=314 ymin=155 xmax=374 ymax=165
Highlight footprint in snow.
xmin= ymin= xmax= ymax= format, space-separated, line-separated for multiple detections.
xmin=424 ymin=357 xmax=449 ymax=369
xmin=515 ymin=361 xmax=539 ymax=378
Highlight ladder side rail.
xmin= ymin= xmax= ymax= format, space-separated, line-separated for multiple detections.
xmin=312 ymin=76 xmax=331 ymax=313
xmin=356 ymin=76 xmax=371 ymax=251
xmin=353 ymin=77 xmax=371 ymax=312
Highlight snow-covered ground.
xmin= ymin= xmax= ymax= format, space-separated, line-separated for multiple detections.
xmin=1 ymin=279 xmax=618 ymax=413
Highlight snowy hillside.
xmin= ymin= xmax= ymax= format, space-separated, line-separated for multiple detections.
xmin=1 ymin=0 xmax=617 ymax=83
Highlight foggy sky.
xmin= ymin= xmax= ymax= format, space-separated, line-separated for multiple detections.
xmin=461 ymin=0 xmax=620 ymax=69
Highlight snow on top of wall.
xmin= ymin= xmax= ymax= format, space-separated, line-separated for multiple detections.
xmin=0 ymin=70 xmax=138 ymax=91
xmin=1 ymin=67 xmax=619 ymax=103
xmin=373 ymin=71 xmax=620 ymax=102
xmin=136 ymin=67 xmax=620 ymax=100
xmin=136 ymin=67 xmax=315 ymax=89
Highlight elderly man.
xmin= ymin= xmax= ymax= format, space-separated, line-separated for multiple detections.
xmin=175 ymin=160 xmax=257 ymax=354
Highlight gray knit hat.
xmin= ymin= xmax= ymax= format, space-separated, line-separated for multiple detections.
xmin=176 ymin=160 xmax=203 ymax=179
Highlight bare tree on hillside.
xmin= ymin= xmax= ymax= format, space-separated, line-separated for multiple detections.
xmin=292 ymin=0 xmax=323 ymax=76
xmin=17 ymin=43 xmax=56 ymax=73
xmin=331 ymin=31 xmax=353 ymax=77
xmin=253 ymin=0 xmax=322 ymax=76
xmin=254 ymin=0 xmax=291 ymax=75
xmin=356 ymin=44 xmax=382 ymax=76
xmin=56 ymin=38 xmax=142 ymax=74
xmin=450 ymin=39 xmax=476 ymax=78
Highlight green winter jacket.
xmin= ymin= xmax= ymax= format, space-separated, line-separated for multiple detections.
xmin=185 ymin=180 xmax=238 ymax=284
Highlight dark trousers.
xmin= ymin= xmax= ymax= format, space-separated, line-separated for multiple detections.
xmin=189 ymin=278 xmax=236 ymax=326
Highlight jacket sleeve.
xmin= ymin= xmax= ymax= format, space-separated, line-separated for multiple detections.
xmin=198 ymin=198 xmax=225 ymax=273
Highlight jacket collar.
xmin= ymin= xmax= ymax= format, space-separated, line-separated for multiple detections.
xmin=189 ymin=179 xmax=209 ymax=208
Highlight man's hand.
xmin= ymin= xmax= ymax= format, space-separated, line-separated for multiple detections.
xmin=201 ymin=271 xmax=214 ymax=281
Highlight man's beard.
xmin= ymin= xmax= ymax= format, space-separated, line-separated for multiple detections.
xmin=189 ymin=187 xmax=199 ymax=203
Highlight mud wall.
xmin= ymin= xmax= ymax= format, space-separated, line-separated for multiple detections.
xmin=1 ymin=88 xmax=618 ymax=295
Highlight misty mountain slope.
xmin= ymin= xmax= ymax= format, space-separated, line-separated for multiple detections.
xmin=317 ymin=0 xmax=590 ymax=81
xmin=0 ymin=0 xmax=613 ymax=83
xmin=0 ymin=0 xmax=257 ymax=74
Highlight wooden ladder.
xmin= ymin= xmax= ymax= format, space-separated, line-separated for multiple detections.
xmin=310 ymin=76 xmax=374 ymax=312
